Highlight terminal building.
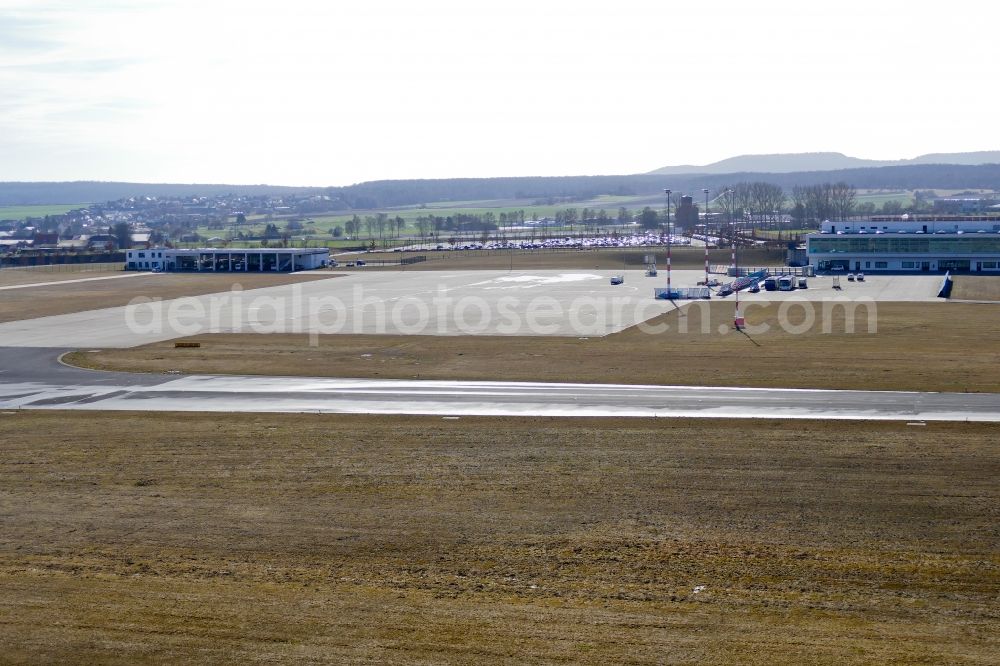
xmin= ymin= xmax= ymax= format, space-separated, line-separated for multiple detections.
xmin=806 ymin=215 xmax=1000 ymax=273
xmin=125 ymin=247 xmax=330 ymax=272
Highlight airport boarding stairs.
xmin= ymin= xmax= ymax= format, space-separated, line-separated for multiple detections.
xmin=654 ymin=286 xmax=712 ymax=300
xmin=717 ymin=269 xmax=770 ymax=296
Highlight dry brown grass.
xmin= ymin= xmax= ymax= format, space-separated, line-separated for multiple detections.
xmin=0 ymin=272 xmax=339 ymax=323
xmin=951 ymin=276 xmax=1000 ymax=301
xmin=69 ymin=301 xmax=1000 ymax=393
xmin=1 ymin=411 xmax=997 ymax=663
xmin=0 ymin=268 xmax=124 ymax=287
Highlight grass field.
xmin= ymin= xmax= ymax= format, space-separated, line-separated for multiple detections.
xmin=0 ymin=203 xmax=89 ymax=220
xmin=171 ymin=237 xmax=364 ymax=250
xmin=68 ymin=301 xmax=1000 ymax=393
xmin=855 ymin=190 xmax=914 ymax=207
xmin=183 ymin=193 xmax=671 ymax=245
xmin=0 ymin=272 xmax=338 ymax=323
xmin=0 ymin=267 xmax=123 ymax=288
xmin=305 ymin=195 xmax=660 ymax=228
xmin=950 ymin=276 xmax=1000 ymax=301
xmin=1 ymin=411 xmax=996 ymax=664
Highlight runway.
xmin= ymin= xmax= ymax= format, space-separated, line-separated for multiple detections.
xmin=3 ymin=348 xmax=1000 ymax=421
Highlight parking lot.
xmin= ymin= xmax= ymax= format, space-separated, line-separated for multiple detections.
xmin=375 ymin=231 xmax=695 ymax=254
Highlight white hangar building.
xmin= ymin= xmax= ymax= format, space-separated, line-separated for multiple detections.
xmin=125 ymin=247 xmax=330 ymax=272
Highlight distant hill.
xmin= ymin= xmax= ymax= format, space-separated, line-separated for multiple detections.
xmin=907 ymin=151 xmax=1000 ymax=166
xmin=326 ymin=164 xmax=1000 ymax=210
xmin=4 ymin=162 xmax=1000 ymax=209
xmin=0 ymin=181 xmax=323 ymax=207
xmin=649 ymin=151 xmax=1000 ymax=175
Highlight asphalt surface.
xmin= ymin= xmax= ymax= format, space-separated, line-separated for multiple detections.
xmin=0 ymin=270 xmax=671 ymax=347
xmin=0 ymin=270 xmax=944 ymax=348
xmin=3 ymin=348 xmax=1000 ymax=421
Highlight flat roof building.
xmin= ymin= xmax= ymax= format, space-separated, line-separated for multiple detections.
xmin=807 ymin=216 xmax=1000 ymax=273
xmin=125 ymin=247 xmax=330 ymax=272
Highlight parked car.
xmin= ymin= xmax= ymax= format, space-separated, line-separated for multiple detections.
xmin=610 ymin=275 xmax=624 ymax=285
xmin=856 ymin=272 xmax=865 ymax=281
xmin=748 ymin=281 xmax=761 ymax=293
xmin=847 ymin=273 xmax=856 ymax=281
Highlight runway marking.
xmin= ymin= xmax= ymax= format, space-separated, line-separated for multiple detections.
xmin=0 ymin=272 xmax=153 ymax=291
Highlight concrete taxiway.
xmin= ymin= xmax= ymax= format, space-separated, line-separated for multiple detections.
xmin=0 ymin=269 xmax=944 ymax=348
xmin=2 ymin=348 xmax=999 ymax=422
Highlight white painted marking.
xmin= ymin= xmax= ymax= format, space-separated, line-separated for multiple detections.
xmin=0 ymin=272 xmax=152 ymax=291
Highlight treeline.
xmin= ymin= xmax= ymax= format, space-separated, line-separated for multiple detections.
xmin=714 ymin=181 xmax=858 ymax=224
xmin=5 ymin=163 xmax=1000 ymax=208
xmin=715 ymin=181 xmax=931 ymax=225
xmin=326 ymin=164 xmax=1000 ymax=210
xmin=630 ymin=180 xmax=938 ymax=230
xmin=0 ymin=181 xmax=318 ymax=206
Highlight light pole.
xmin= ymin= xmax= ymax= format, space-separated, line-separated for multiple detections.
xmin=726 ymin=188 xmax=735 ymax=273
xmin=664 ymin=189 xmax=672 ymax=296
xmin=730 ymin=189 xmax=743 ymax=331
xmin=702 ymin=188 xmax=710 ymax=287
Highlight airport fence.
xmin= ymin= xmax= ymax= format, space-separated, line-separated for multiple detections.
xmin=712 ymin=264 xmax=814 ymax=277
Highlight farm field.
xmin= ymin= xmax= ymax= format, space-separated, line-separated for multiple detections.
xmin=178 ymin=193 xmax=678 ymax=246
xmin=69 ymin=300 xmax=1000 ymax=393
xmin=1 ymin=411 xmax=996 ymax=664
xmin=855 ymin=190 xmax=914 ymax=207
xmin=0 ymin=203 xmax=90 ymax=220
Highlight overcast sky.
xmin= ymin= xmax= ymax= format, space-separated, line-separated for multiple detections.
xmin=1 ymin=0 xmax=997 ymax=186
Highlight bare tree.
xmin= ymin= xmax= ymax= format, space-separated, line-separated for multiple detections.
xmin=830 ymin=182 xmax=857 ymax=220
xmin=790 ymin=184 xmax=838 ymax=225
xmin=719 ymin=183 xmax=784 ymax=242
xmin=747 ymin=182 xmax=785 ymax=234
xmin=375 ymin=213 xmax=388 ymax=241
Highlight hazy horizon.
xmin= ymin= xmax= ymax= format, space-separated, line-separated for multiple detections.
xmin=2 ymin=0 xmax=998 ymax=187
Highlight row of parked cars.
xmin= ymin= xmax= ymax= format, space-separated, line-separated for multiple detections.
xmin=388 ymin=233 xmax=693 ymax=253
